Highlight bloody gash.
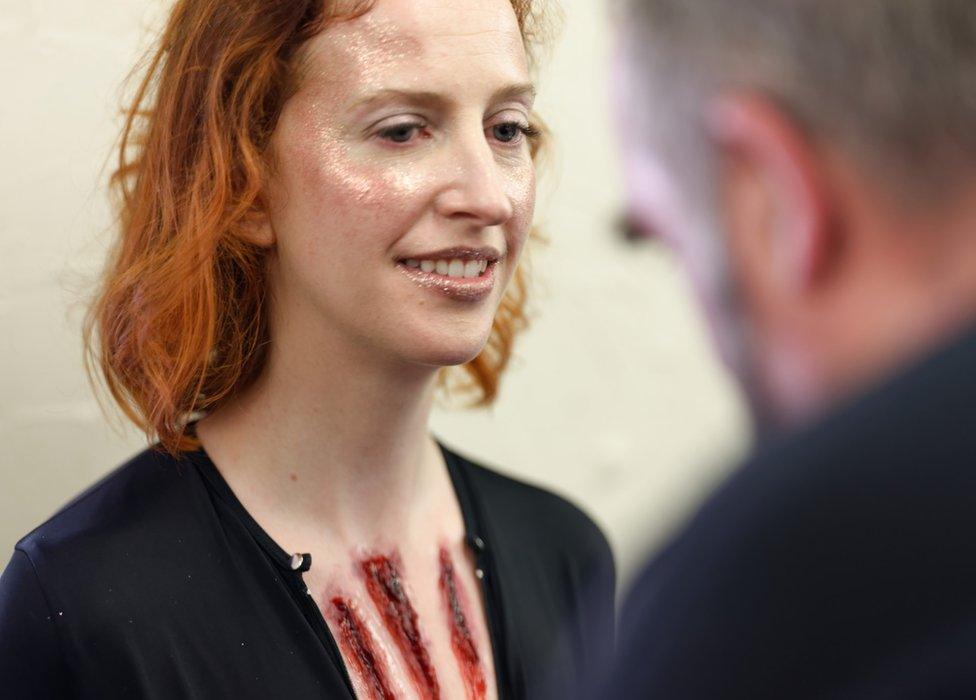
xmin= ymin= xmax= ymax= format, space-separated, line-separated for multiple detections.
xmin=326 ymin=549 xmax=488 ymax=700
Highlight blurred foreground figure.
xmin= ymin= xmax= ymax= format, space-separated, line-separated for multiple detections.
xmin=605 ymin=1 xmax=976 ymax=697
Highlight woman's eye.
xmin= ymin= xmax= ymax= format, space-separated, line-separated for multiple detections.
xmin=378 ymin=123 xmax=424 ymax=144
xmin=491 ymin=122 xmax=525 ymax=144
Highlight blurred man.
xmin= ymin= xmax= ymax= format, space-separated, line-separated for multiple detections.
xmin=606 ymin=1 xmax=976 ymax=697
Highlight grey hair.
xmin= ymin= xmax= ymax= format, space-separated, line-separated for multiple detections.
xmin=621 ymin=0 xmax=976 ymax=198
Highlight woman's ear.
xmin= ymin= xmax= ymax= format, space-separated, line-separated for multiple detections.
xmin=237 ymin=203 xmax=276 ymax=248
xmin=706 ymin=95 xmax=836 ymax=298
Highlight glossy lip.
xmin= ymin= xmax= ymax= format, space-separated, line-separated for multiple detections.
xmin=394 ymin=246 xmax=503 ymax=302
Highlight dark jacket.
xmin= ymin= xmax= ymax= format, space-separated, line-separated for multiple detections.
xmin=602 ymin=324 xmax=976 ymax=698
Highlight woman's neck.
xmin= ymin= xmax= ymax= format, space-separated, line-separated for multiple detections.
xmin=195 ymin=328 xmax=448 ymax=546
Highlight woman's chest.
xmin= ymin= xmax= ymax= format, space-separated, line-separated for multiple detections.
xmin=301 ymin=539 xmax=497 ymax=700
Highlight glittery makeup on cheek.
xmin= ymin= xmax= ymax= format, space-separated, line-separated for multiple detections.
xmin=281 ymin=17 xmax=430 ymax=216
xmin=507 ymin=160 xmax=536 ymax=239
xmin=494 ymin=159 xmax=535 ymax=284
xmin=286 ymin=93 xmax=436 ymax=225
xmin=508 ymin=158 xmax=536 ymax=217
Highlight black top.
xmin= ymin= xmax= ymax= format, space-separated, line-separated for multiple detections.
xmin=599 ymin=322 xmax=976 ymax=699
xmin=0 ymin=442 xmax=614 ymax=700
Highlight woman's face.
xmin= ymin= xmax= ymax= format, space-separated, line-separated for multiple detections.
xmin=266 ymin=0 xmax=536 ymax=369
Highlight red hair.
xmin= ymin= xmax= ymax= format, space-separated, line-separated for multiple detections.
xmin=84 ymin=0 xmax=550 ymax=455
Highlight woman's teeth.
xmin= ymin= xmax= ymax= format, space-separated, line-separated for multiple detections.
xmin=403 ymin=258 xmax=489 ymax=279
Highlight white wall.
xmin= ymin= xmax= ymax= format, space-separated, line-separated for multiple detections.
xmin=0 ymin=0 xmax=747 ymax=588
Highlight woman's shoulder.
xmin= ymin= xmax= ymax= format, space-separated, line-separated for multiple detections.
xmin=13 ymin=446 xmax=205 ymax=574
xmin=441 ymin=442 xmax=613 ymax=568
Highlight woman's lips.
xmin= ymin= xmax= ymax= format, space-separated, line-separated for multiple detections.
xmin=396 ymin=259 xmax=497 ymax=302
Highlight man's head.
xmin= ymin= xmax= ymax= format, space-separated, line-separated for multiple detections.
xmin=614 ymin=0 xmax=976 ymax=432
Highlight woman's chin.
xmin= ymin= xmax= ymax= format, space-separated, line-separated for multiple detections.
xmin=415 ymin=342 xmax=487 ymax=369
xmin=398 ymin=333 xmax=491 ymax=369
xmin=377 ymin=320 xmax=494 ymax=370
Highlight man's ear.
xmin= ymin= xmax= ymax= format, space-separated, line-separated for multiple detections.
xmin=706 ymin=95 xmax=835 ymax=295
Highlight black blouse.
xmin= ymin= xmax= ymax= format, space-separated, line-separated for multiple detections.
xmin=0 ymin=442 xmax=615 ymax=699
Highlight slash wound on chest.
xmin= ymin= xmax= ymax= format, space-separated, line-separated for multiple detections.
xmin=325 ymin=548 xmax=488 ymax=700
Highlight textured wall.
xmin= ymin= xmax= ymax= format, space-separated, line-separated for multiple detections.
xmin=0 ymin=0 xmax=747 ymax=588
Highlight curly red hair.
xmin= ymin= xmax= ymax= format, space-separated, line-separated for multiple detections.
xmin=84 ymin=0 xmax=550 ymax=455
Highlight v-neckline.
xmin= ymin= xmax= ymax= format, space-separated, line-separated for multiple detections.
xmin=183 ymin=438 xmax=512 ymax=699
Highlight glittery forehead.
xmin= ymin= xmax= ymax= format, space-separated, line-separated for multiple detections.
xmin=298 ymin=0 xmax=527 ymax=87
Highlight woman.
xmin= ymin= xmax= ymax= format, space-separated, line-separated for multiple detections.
xmin=0 ymin=0 xmax=614 ymax=698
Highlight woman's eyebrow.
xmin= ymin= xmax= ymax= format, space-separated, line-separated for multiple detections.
xmin=490 ymin=82 xmax=536 ymax=107
xmin=350 ymin=89 xmax=451 ymax=114
xmin=349 ymin=83 xmax=537 ymax=115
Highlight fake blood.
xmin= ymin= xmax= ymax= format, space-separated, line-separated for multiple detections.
xmin=439 ymin=548 xmax=487 ymax=700
xmin=362 ymin=555 xmax=440 ymax=699
xmin=331 ymin=597 xmax=396 ymax=700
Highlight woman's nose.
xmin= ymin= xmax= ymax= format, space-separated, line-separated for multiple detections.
xmin=434 ymin=134 xmax=514 ymax=228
